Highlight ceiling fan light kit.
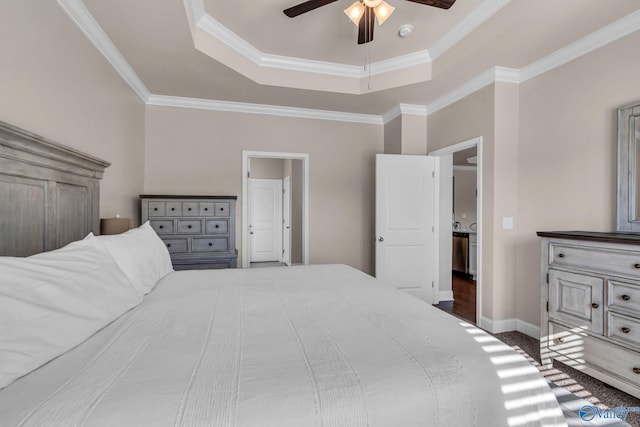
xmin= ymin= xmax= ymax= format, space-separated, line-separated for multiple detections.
xmin=284 ymin=0 xmax=456 ymax=44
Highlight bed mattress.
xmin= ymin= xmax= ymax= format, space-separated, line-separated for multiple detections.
xmin=0 ymin=265 xmax=565 ymax=426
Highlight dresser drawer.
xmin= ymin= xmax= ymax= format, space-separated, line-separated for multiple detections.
xmin=148 ymin=202 xmax=165 ymax=217
xmin=165 ymin=202 xmax=182 ymax=216
xmin=149 ymin=220 xmax=174 ymax=235
xmin=177 ymin=219 xmax=202 ymax=234
xmin=162 ymin=238 xmax=188 ymax=253
xmin=608 ymin=311 xmax=640 ymax=349
xmin=548 ymin=322 xmax=640 ymax=387
xmin=199 ymin=202 xmax=215 ymax=216
xmin=183 ymin=202 xmax=199 ymax=217
xmin=206 ymin=219 xmax=228 ymax=233
xmin=215 ymin=202 xmax=230 ymax=217
xmin=608 ymin=280 xmax=640 ymax=315
xmin=550 ymin=242 xmax=640 ymax=279
xmin=192 ymin=237 xmax=227 ymax=252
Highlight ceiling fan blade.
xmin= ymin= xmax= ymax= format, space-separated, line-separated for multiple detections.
xmin=357 ymin=7 xmax=375 ymax=44
xmin=283 ymin=0 xmax=339 ymax=17
xmin=404 ymin=0 xmax=456 ymax=9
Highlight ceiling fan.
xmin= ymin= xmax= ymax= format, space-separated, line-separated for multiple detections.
xmin=283 ymin=0 xmax=456 ymax=45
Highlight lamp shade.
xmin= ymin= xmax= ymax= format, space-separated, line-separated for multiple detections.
xmin=344 ymin=1 xmax=365 ymax=25
xmin=100 ymin=217 xmax=131 ymax=235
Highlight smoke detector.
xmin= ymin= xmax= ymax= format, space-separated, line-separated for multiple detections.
xmin=398 ymin=24 xmax=413 ymax=38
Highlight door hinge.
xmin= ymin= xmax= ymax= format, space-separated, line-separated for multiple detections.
xmin=247 ymin=171 xmax=250 ymax=178
xmin=432 ymin=226 xmax=435 ymax=232
xmin=546 ymin=272 xmax=549 ymax=284
xmin=432 ymin=171 xmax=435 ymax=178
xmin=283 ymin=249 xmax=285 ymax=254
xmin=546 ymin=301 xmax=549 ymax=312
xmin=431 ymin=281 xmax=434 ymax=288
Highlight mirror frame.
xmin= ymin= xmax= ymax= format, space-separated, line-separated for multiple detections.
xmin=617 ymin=101 xmax=640 ymax=232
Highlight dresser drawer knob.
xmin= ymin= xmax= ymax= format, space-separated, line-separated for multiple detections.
xmin=622 ymin=294 xmax=631 ymax=301
xmin=215 ymin=224 xmax=220 ymax=228
xmin=634 ymin=367 xmax=640 ymax=375
xmin=154 ymin=207 xmax=158 ymax=211
xmin=159 ymin=225 xmax=164 ymax=229
xmin=220 ymin=207 xmax=224 ymax=211
xmin=634 ymin=263 xmax=640 ymax=269
xmin=591 ymin=303 xmax=599 ymax=309
xmin=171 ymin=207 xmax=175 ymax=211
xmin=188 ymin=225 xmax=192 ymax=229
xmin=167 ymin=243 xmax=171 ymax=248
xmin=621 ymin=327 xmax=631 ymax=334
xmin=205 ymin=208 xmax=209 ymax=211
xmin=208 ymin=242 xmax=213 ymax=247
xmin=188 ymin=208 xmax=192 ymax=211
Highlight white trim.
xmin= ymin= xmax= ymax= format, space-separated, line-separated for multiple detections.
xmin=438 ymin=290 xmax=454 ymax=301
xmin=56 ymin=0 xmax=150 ymax=102
xmin=521 ymin=9 xmax=640 ymax=83
xmin=429 ymin=0 xmax=511 ymax=60
xmin=242 ymin=151 xmax=309 ymax=269
xmin=426 ymin=67 xmax=519 ymax=115
xmin=147 ymin=95 xmax=383 ymax=125
xmin=382 ymin=103 xmax=429 ymax=124
xmin=429 ymin=136 xmax=483 ymax=327
xmin=479 ymin=317 xmax=541 ymax=340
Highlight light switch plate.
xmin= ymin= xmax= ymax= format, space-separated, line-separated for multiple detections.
xmin=502 ymin=217 xmax=514 ymax=229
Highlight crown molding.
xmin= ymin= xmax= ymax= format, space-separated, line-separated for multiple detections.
xmin=426 ymin=67 xmax=519 ymax=115
xmin=147 ymin=95 xmax=384 ymax=125
xmin=429 ymin=0 xmax=511 ymax=60
xmin=382 ymin=103 xmax=429 ymax=124
xmin=520 ymin=9 xmax=640 ymax=83
xmin=56 ymin=0 xmax=150 ymax=102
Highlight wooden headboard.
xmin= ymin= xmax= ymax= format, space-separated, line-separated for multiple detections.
xmin=0 ymin=121 xmax=110 ymax=257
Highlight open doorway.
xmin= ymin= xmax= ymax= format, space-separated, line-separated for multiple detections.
xmin=429 ymin=137 xmax=483 ymax=325
xmin=242 ymin=151 xmax=309 ymax=269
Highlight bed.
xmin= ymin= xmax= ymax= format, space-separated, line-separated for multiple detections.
xmin=0 ymin=121 xmax=567 ymax=426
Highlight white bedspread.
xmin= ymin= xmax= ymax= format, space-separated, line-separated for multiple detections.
xmin=0 ymin=265 xmax=565 ymax=427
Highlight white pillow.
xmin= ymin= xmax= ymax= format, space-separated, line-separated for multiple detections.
xmin=92 ymin=222 xmax=173 ymax=294
xmin=0 ymin=237 xmax=142 ymax=390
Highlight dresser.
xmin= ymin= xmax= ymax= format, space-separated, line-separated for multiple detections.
xmin=140 ymin=195 xmax=237 ymax=270
xmin=538 ymin=231 xmax=640 ymax=398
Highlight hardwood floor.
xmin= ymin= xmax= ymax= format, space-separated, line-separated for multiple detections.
xmin=434 ymin=273 xmax=476 ymax=323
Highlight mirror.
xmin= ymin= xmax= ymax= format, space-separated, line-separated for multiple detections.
xmin=616 ymin=102 xmax=640 ymax=232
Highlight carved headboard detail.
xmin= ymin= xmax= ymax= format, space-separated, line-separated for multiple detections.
xmin=0 ymin=121 xmax=110 ymax=256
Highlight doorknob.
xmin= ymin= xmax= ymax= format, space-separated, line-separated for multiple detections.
xmin=250 ymin=231 xmax=254 ymax=235
xmin=378 ymin=236 xmax=384 ymax=242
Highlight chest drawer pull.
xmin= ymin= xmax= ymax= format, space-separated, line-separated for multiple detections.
xmin=634 ymin=367 xmax=640 ymax=374
xmin=167 ymin=243 xmax=171 ymax=248
xmin=215 ymin=224 xmax=219 ymax=228
xmin=558 ymin=253 xmax=565 ymax=258
xmin=635 ymin=264 xmax=640 ymax=269
xmin=208 ymin=242 xmax=213 ymax=247
xmin=159 ymin=225 xmax=164 ymax=229
xmin=621 ymin=327 xmax=631 ymax=334
xmin=188 ymin=208 xmax=192 ymax=211
xmin=188 ymin=224 xmax=192 ymax=229
xmin=622 ymin=294 xmax=631 ymax=301
xmin=154 ymin=208 xmax=158 ymax=211
xmin=591 ymin=303 xmax=600 ymax=309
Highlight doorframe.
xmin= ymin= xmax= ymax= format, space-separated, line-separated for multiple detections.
xmin=242 ymin=151 xmax=309 ymax=268
xmin=428 ymin=136 xmax=483 ymax=326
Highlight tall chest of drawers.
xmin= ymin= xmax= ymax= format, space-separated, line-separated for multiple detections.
xmin=141 ymin=195 xmax=237 ymax=270
xmin=538 ymin=231 xmax=640 ymax=398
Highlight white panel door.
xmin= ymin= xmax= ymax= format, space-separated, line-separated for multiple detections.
xmin=376 ymin=154 xmax=437 ymax=303
xmin=249 ymin=179 xmax=283 ymax=263
xmin=282 ymin=176 xmax=291 ymax=265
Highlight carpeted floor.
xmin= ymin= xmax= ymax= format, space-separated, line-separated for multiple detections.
xmin=495 ymin=331 xmax=640 ymax=426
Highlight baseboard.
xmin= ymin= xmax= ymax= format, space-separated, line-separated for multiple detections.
xmin=480 ymin=316 xmax=540 ymax=340
xmin=438 ymin=290 xmax=454 ymax=302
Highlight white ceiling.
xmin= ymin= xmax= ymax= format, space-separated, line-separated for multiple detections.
xmin=69 ymin=0 xmax=640 ymax=117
